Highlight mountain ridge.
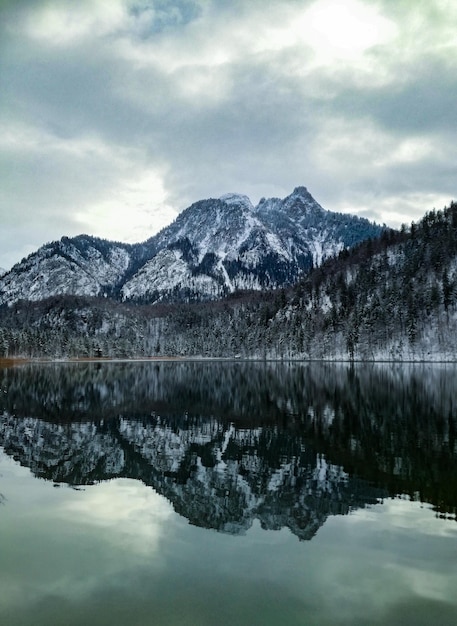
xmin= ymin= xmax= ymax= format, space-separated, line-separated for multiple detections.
xmin=0 ymin=187 xmax=384 ymax=306
xmin=1 ymin=200 xmax=455 ymax=361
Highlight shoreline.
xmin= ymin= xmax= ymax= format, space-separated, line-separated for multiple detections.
xmin=1 ymin=356 xmax=457 ymax=366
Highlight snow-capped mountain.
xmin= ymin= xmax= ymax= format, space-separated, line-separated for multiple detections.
xmin=0 ymin=235 xmax=139 ymax=305
xmin=120 ymin=193 xmax=293 ymax=302
xmin=0 ymin=187 xmax=384 ymax=305
xmin=121 ymin=187 xmax=383 ymax=303
xmin=255 ymin=186 xmax=378 ymax=266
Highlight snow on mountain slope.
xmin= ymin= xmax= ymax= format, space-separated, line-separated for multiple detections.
xmin=120 ymin=194 xmax=296 ymax=302
xmin=120 ymin=191 xmax=321 ymax=303
xmin=146 ymin=195 xmax=284 ymax=264
xmin=219 ymin=192 xmax=254 ymax=211
xmin=0 ymin=187 xmax=385 ymax=305
xmin=121 ymin=246 xmax=222 ymax=302
xmin=255 ymin=186 xmax=378 ymax=267
xmin=0 ymin=235 xmax=133 ymax=305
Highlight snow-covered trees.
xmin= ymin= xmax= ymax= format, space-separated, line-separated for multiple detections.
xmin=1 ymin=202 xmax=457 ymax=361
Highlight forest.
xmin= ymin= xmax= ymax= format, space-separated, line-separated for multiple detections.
xmin=1 ymin=202 xmax=456 ymax=361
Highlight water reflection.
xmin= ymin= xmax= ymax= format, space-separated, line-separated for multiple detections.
xmin=0 ymin=361 xmax=456 ymax=540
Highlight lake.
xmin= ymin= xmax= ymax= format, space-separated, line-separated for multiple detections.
xmin=0 ymin=360 xmax=456 ymax=625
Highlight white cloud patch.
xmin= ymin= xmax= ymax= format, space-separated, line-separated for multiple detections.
xmin=296 ymin=0 xmax=398 ymax=64
xmin=61 ymin=478 xmax=175 ymax=555
xmin=22 ymin=0 xmax=127 ymax=45
xmin=0 ymin=120 xmax=173 ymax=266
xmin=0 ymin=122 xmax=176 ymax=242
xmin=75 ymin=169 xmax=177 ymax=243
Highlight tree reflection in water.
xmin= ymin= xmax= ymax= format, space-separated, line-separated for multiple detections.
xmin=0 ymin=361 xmax=456 ymax=539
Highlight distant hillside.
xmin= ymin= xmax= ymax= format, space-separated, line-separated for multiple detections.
xmin=6 ymin=196 xmax=457 ymax=361
xmin=0 ymin=187 xmax=383 ymax=306
xmin=0 ymin=200 xmax=456 ymax=361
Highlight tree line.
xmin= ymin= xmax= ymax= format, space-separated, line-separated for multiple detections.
xmin=1 ymin=202 xmax=456 ymax=361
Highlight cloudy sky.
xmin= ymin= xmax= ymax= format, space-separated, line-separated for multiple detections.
xmin=1 ymin=0 xmax=456 ymax=270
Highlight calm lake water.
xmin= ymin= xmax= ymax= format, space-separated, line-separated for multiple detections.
xmin=0 ymin=361 xmax=457 ymax=626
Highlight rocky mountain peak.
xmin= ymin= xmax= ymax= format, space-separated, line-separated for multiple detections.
xmin=219 ymin=193 xmax=254 ymax=211
xmin=0 ymin=186 xmax=386 ymax=306
xmin=292 ymin=185 xmax=309 ymax=196
xmin=285 ymin=186 xmax=324 ymax=211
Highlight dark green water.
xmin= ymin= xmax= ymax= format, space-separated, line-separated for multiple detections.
xmin=0 ymin=361 xmax=456 ymax=625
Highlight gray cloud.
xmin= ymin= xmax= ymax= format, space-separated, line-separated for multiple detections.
xmin=1 ymin=0 xmax=456 ymax=269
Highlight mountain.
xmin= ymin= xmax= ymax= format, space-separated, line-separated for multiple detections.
xmin=0 ymin=187 xmax=384 ymax=306
xmin=254 ymin=187 xmax=376 ymax=265
xmin=1 ymin=200 xmax=455 ymax=361
xmin=0 ymin=236 xmax=137 ymax=305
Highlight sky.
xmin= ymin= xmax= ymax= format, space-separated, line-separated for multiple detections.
xmin=1 ymin=0 xmax=456 ymax=271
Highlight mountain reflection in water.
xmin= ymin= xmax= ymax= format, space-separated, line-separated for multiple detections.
xmin=0 ymin=361 xmax=456 ymax=540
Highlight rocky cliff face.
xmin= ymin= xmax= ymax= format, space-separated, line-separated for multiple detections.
xmin=0 ymin=187 xmax=384 ymax=305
